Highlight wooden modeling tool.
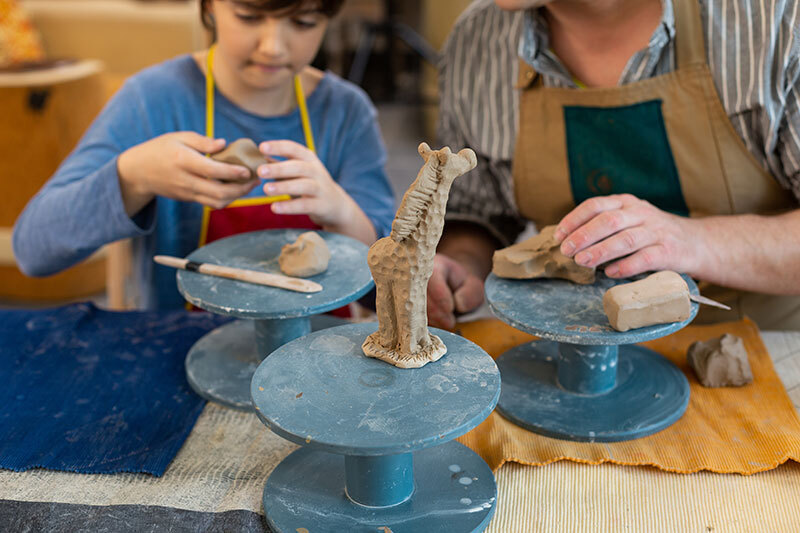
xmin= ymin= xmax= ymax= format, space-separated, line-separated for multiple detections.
xmin=689 ymin=294 xmax=730 ymax=310
xmin=154 ymin=255 xmax=322 ymax=293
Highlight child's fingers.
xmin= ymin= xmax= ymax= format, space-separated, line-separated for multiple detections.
xmin=182 ymin=172 xmax=258 ymax=208
xmin=258 ymin=159 xmax=315 ymax=179
xmin=264 ymin=177 xmax=317 ymax=197
xmin=183 ymin=149 xmax=252 ymax=182
xmin=176 ymin=132 xmax=227 ymax=154
xmin=270 ymin=197 xmax=315 ymax=215
xmin=258 ymin=159 xmax=313 ymax=180
xmin=259 ymin=140 xmax=316 ymax=162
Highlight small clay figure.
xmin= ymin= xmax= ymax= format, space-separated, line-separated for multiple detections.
xmin=362 ymin=143 xmax=477 ymax=369
xmin=603 ymin=271 xmax=692 ymax=332
xmin=211 ymin=138 xmax=269 ymax=181
xmin=687 ymin=334 xmax=753 ymax=387
xmin=492 ymin=225 xmax=595 ymax=284
xmin=279 ymin=231 xmax=330 ymax=278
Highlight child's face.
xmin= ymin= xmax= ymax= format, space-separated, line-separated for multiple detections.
xmin=211 ymin=0 xmax=329 ymax=90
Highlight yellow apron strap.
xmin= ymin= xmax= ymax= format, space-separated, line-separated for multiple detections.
xmin=294 ymin=75 xmax=316 ymax=153
xmin=197 ymin=45 xmax=217 ymax=249
xmin=205 ymin=44 xmax=216 ymax=140
xmin=673 ymin=0 xmax=706 ymax=69
xmin=197 ymin=44 xmax=317 ymax=249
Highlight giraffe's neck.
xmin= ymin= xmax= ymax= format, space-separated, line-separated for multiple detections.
xmin=406 ymin=185 xmax=450 ymax=255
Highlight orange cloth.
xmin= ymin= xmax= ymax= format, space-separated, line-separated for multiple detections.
xmin=0 ymin=0 xmax=44 ymax=67
xmin=456 ymin=318 xmax=800 ymax=474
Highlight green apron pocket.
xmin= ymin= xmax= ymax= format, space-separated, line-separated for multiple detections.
xmin=564 ymin=100 xmax=689 ymax=216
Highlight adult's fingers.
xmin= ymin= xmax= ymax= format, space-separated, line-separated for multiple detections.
xmin=604 ymin=243 xmax=668 ymax=278
xmin=259 ymin=140 xmax=316 ymax=163
xmin=453 ymin=275 xmax=485 ymax=314
xmin=441 ymin=257 xmax=484 ymax=313
xmin=555 ymin=194 xmax=634 ymax=244
xmin=427 ymin=257 xmax=457 ymax=329
xmin=573 ymin=226 xmax=654 ymax=268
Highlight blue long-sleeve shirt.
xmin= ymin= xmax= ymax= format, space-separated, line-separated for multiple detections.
xmin=13 ymin=55 xmax=395 ymax=309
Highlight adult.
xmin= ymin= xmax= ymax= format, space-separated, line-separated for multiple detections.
xmin=429 ymin=0 xmax=800 ymax=330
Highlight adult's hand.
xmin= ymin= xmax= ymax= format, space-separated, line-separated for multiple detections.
xmin=427 ymin=253 xmax=486 ymax=330
xmin=554 ymin=193 xmax=705 ymax=278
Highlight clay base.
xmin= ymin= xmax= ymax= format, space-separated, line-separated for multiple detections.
xmin=362 ymin=332 xmax=447 ymax=369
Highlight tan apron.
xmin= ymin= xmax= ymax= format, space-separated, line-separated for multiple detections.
xmin=512 ymin=0 xmax=799 ymax=330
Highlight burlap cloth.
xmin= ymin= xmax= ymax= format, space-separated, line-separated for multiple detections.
xmin=456 ymin=318 xmax=800 ymax=474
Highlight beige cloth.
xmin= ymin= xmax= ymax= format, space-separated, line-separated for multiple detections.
xmin=487 ymin=460 xmax=800 ymax=532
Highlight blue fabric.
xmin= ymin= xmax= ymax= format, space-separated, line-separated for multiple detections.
xmin=0 ymin=303 xmax=231 ymax=476
xmin=12 ymin=55 xmax=395 ymax=310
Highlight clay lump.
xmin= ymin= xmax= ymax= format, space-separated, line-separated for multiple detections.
xmin=603 ymin=271 xmax=691 ymax=332
xmin=211 ymin=138 xmax=269 ymax=181
xmin=492 ymin=225 xmax=595 ymax=284
xmin=687 ymin=333 xmax=753 ymax=387
xmin=279 ymin=231 xmax=330 ymax=278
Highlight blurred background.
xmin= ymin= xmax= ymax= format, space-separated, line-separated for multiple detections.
xmin=0 ymin=0 xmax=472 ymax=309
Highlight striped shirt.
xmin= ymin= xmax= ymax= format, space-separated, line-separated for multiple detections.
xmin=439 ymin=0 xmax=800 ymax=246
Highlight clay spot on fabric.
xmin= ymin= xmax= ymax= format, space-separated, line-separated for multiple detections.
xmin=564 ymin=100 xmax=689 ymax=216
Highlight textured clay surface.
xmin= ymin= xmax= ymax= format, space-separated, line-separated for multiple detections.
xmin=492 ymin=225 xmax=595 ymax=284
xmin=603 ymin=271 xmax=691 ymax=332
xmin=362 ymin=143 xmax=477 ymax=368
xmin=687 ymin=333 xmax=753 ymax=387
xmin=278 ymin=231 xmax=330 ymax=278
xmin=211 ymin=138 xmax=268 ymax=181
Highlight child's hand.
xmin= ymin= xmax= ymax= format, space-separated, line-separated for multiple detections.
xmin=117 ymin=132 xmax=260 ymax=216
xmin=258 ymin=140 xmax=377 ymax=244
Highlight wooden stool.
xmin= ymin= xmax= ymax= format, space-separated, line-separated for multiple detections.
xmin=0 ymin=60 xmax=117 ymax=303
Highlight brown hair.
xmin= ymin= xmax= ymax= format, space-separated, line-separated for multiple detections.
xmin=201 ymin=0 xmax=345 ymax=33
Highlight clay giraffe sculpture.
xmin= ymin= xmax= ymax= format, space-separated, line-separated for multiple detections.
xmin=362 ymin=142 xmax=477 ymax=368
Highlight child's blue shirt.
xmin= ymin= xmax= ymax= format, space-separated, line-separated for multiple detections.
xmin=13 ymin=55 xmax=395 ymax=309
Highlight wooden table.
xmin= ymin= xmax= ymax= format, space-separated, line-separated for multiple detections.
xmin=0 ymin=329 xmax=798 ymax=532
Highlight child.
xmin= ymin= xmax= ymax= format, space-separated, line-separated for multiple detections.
xmin=13 ymin=0 xmax=395 ymax=309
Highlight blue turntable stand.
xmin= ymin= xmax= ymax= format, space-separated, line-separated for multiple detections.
xmin=485 ymin=273 xmax=699 ymax=442
xmin=251 ymin=323 xmax=501 ymax=533
xmin=176 ymin=230 xmax=373 ymax=411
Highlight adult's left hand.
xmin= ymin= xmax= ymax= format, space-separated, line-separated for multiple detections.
xmin=554 ymin=193 xmax=704 ymax=278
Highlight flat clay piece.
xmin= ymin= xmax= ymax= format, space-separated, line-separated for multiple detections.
xmin=362 ymin=143 xmax=477 ymax=369
xmin=492 ymin=225 xmax=595 ymax=284
xmin=211 ymin=138 xmax=268 ymax=181
xmin=687 ymin=334 xmax=753 ymax=387
xmin=278 ymin=231 xmax=330 ymax=278
xmin=603 ymin=270 xmax=691 ymax=332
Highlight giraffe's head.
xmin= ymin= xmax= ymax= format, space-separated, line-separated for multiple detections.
xmin=389 ymin=143 xmax=479 ymax=242
xmin=417 ymin=142 xmax=477 ymax=184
